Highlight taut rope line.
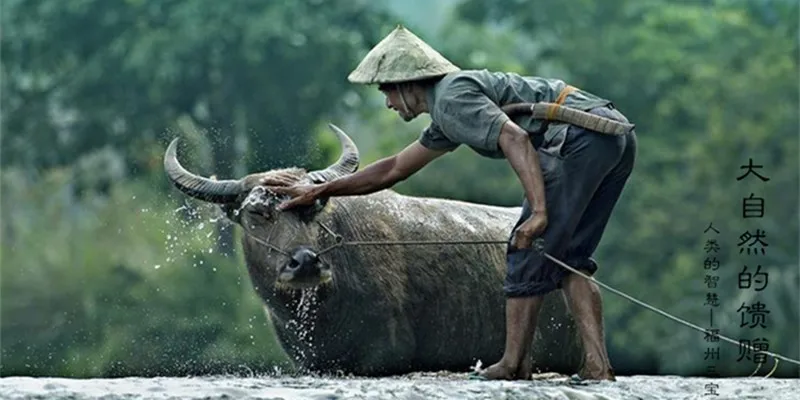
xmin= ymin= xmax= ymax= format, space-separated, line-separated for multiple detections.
xmin=242 ymin=223 xmax=800 ymax=373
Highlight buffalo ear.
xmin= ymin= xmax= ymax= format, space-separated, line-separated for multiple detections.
xmin=306 ymin=176 xmax=331 ymax=212
xmin=291 ymin=197 xmax=329 ymax=223
xmin=219 ymin=203 xmax=244 ymax=224
xmin=316 ymin=196 xmax=330 ymax=209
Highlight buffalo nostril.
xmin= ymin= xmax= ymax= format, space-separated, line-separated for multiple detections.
xmin=285 ymin=247 xmax=322 ymax=275
xmin=304 ymin=248 xmax=318 ymax=260
xmin=279 ymin=247 xmax=330 ymax=285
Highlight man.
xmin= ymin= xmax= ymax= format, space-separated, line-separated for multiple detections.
xmin=265 ymin=25 xmax=636 ymax=382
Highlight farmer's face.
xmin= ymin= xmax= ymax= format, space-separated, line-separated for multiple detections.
xmin=380 ymin=84 xmax=420 ymax=122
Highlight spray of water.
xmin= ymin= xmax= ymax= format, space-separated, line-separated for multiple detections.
xmin=162 ymin=197 xmax=231 ymax=269
xmin=236 ymin=186 xmax=285 ymax=217
xmin=285 ymin=288 xmax=321 ymax=366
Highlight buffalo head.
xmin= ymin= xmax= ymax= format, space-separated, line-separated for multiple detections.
xmin=163 ymin=124 xmax=360 ymax=291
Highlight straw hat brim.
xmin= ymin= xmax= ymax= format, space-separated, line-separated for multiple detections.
xmin=348 ymin=25 xmax=460 ymax=84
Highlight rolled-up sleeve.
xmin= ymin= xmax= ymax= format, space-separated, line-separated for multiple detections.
xmin=435 ymin=77 xmax=510 ymax=153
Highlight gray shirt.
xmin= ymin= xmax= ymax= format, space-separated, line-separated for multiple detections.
xmin=419 ymin=69 xmax=612 ymax=158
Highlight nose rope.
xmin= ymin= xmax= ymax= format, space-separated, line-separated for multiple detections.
xmin=244 ymin=230 xmax=291 ymax=256
xmin=240 ymin=220 xmax=800 ymax=373
xmin=242 ymin=223 xmax=290 ymax=256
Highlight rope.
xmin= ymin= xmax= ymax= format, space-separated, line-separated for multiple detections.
xmin=543 ymin=252 xmax=800 ymax=370
xmin=318 ymin=238 xmax=508 ymax=255
xmin=243 ymin=226 xmax=800 ymax=371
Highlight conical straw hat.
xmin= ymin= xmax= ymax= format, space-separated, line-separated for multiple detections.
xmin=348 ymin=25 xmax=460 ymax=84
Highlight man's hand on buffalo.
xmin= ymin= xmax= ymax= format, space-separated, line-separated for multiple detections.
xmin=264 ymin=183 xmax=324 ymax=211
xmin=258 ymin=170 xmax=301 ymax=187
xmin=510 ymin=212 xmax=548 ymax=249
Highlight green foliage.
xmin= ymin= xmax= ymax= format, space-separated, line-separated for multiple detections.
xmin=1 ymin=168 xmax=291 ymax=377
xmin=1 ymin=0 xmax=397 ymax=256
xmin=1 ymin=0 xmax=797 ymax=379
xmin=455 ymin=0 xmax=799 ymax=377
xmin=1 ymin=0 xmax=394 ymax=174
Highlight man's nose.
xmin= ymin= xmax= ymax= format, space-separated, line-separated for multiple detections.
xmin=385 ymin=96 xmax=393 ymax=110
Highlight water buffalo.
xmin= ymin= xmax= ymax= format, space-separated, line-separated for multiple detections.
xmin=163 ymin=124 xmax=584 ymax=377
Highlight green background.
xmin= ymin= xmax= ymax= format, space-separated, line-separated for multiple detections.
xmin=2 ymin=0 xmax=798 ymax=378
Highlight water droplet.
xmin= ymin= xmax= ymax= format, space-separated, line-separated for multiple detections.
xmin=154 ymin=265 xmax=161 ymax=269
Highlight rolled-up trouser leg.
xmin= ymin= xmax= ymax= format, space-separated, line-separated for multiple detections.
xmin=503 ymin=106 xmax=632 ymax=297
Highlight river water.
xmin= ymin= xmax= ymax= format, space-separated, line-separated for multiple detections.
xmin=1 ymin=372 xmax=797 ymax=400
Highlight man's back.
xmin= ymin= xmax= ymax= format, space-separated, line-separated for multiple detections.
xmin=439 ymin=70 xmax=609 ymax=109
xmin=421 ymin=69 xmax=612 ymax=158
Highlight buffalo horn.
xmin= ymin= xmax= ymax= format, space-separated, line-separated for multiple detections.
xmin=163 ymin=138 xmax=244 ymax=204
xmin=307 ymin=123 xmax=361 ymax=183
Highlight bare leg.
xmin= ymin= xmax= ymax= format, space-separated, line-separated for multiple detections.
xmin=479 ymin=296 xmax=543 ymax=380
xmin=562 ymin=271 xmax=615 ymax=381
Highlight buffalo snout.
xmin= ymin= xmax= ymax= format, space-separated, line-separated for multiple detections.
xmin=277 ymin=246 xmax=332 ymax=288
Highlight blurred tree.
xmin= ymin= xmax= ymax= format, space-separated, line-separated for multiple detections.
xmin=2 ymin=0 xmax=798 ymax=379
xmin=0 ymin=170 xmax=291 ymax=377
xmin=1 ymin=0 xmax=394 ymax=254
xmin=455 ymin=0 xmax=799 ymax=377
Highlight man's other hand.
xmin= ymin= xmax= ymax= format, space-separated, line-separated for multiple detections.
xmin=511 ymin=213 xmax=548 ymax=249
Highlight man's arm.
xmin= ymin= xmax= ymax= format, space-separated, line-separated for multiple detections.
xmin=317 ymin=141 xmax=447 ymax=197
xmin=497 ymin=121 xmax=547 ymax=216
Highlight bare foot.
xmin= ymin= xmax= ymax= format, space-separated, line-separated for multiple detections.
xmin=514 ymin=356 xmax=532 ymax=380
xmin=478 ymin=359 xmax=518 ymax=380
xmin=578 ymin=361 xmax=616 ymax=381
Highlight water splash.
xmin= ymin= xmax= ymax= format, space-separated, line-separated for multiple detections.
xmin=158 ymin=185 xmax=290 ymax=270
xmin=0 ymin=375 xmax=794 ymax=399
xmin=160 ymin=198 xmax=231 ymax=268
xmin=285 ymin=288 xmax=321 ymax=365
xmin=470 ymin=359 xmax=483 ymax=373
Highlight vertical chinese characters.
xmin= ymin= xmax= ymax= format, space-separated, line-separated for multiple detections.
xmin=703 ymin=221 xmax=721 ymax=393
xmin=735 ymin=159 xmax=771 ymax=369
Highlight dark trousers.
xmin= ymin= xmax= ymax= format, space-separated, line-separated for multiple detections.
xmin=504 ymin=105 xmax=637 ymax=297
